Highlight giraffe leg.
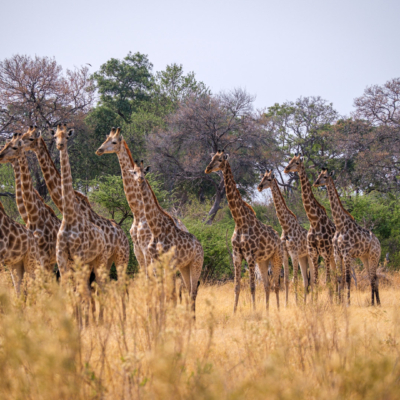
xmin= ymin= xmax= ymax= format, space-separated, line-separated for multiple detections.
xmin=282 ymin=246 xmax=289 ymax=307
xmin=290 ymin=252 xmax=300 ymax=305
xmin=323 ymin=247 xmax=335 ymax=303
xmin=134 ymin=244 xmax=147 ymax=277
xmin=113 ymin=251 xmax=129 ymax=321
xmin=188 ymin=256 xmax=203 ymax=316
xmin=368 ymin=254 xmax=381 ymax=306
xmin=233 ymin=249 xmax=243 ymax=314
xmin=343 ymin=254 xmax=352 ymax=306
xmin=10 ymin=262 xmax=24 ymax=296
xmin=330 ymin=252 xmax=338 ymax=297
xmin=298 ymin=256 xmax=309 ymax=304
xmin=92 ymin=254 xmax=108 ymax=324
xmin=272 ymin=250 xmax=282 ymax=310
xmin=333 ymin=244 xmax=343 ymax=303
xmin=257 ymin=259 xmax=271 ymax=312
xmin=246 ymin=258 xmax=257 ymax=311
xmin=308 ymin=246 xmax=319 ymax=302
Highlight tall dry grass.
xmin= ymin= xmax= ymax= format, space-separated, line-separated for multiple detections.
xmin=0 ymin=254 xmax=400 ymax=400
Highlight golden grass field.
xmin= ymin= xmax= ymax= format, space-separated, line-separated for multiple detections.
xmin=1 ymin=255 xmax=400 ymax=400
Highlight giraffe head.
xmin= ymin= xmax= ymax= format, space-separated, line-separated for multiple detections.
xmin=96 ymin=127 xmax=123 ymax=156
xmin=205 ymin=150 xmax=229 ymax=174
xmin=0 ymin=132 xmax=23 ymax=163
xmin=313 ymin=168 xmax=335 ymax=187
xmin=20 ymin=125 xmax=41 ymax=151
xmin=130 ymin=160 xmax=150 ymax=183
xmin=284 ymin=153 xmax=303 ymax=174
xmin=257 ymin=169 xmax=275 ymax=192
xmin=51 ymin=124 xmax=74 ymax=151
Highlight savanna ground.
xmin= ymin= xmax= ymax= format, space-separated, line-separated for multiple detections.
xmin=1 ymin=252 xmax=400 ymax=400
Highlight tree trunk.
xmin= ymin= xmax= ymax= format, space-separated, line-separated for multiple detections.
xmin=205 ymin=178 xmax=225 ymax=225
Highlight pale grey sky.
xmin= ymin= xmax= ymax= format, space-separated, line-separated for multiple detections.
xmin=1 ymin=0 xmax=399 ymax=115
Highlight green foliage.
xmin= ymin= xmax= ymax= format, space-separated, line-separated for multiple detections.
xmin=0 ymin=164 xmax=20 ymax=221
xmin=348 ymin=192 xmax=400 ymax=267
xmin=92 ymin=52 xmax=153 ymax=123
xmin=182 ymin=199 xmax=235 ymax=281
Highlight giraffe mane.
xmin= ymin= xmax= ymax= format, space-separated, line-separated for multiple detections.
xmin=331 ymin=181 xmax=354 ymax=220
xmin=0 ymin=200 xmax=4 ymax=211
xmin=74 ymin=190 xmax=92 ymax=207
xmin=39 ymin=137 xmax=61 ymax=179
xmin=122 ymin=140 xmax=177 ymax=225
xmin=313 ymin=197 xmax=327 ymax=213
xmin=32 ymin=188 xmax=58 ymax=218
xmin=274 ymin=180 xmax=297 ymax=219
xmin=244 ymin=201 xmax=256 ymax=215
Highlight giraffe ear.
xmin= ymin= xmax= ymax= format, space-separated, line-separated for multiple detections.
xmin=68 ymin=129 xmax=74 ymax=137
xmin=223 ymin=153 xmax=229 ymax=160
xmin=329 ymin=170 xmax=335 ymax=177
xmin=144 ymin=166 xmax=151 ymax=175
xmin=50 ymin=129 xmax=55 ymax=136
xmin=35 ymin=129 xmax=41 ymax=138
xmin=271 ymin=173 xmax=275 ymax=179
xmin=118 ymin=135 xmax=123 ymax=142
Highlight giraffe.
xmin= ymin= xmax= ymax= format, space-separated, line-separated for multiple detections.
xmin=95 ymin=128 xmax=152 ymax=274
xmin=52 ymin=124 xmax=108 ymax=319
xmin=0 ymin=130 xmax=61 ymax=272
xmin=313 ymin=169 xmax=381 ymax=305
xmin=0 ymin=200 xmax=42 ymax=295
xmin=96 ymin=127 xmax=189 ymax=282
xmin=129 ymin=160 xmax=203 ymax=314
xmin=258 ymin=169 xmax=311 ymax=305
xmin=284 ymin=154 xmax=337 ymax=298
xmin=205 ymin=151 xmax=283 ymax=312
xmin=18 ymin=126 xmax=130 ymax=277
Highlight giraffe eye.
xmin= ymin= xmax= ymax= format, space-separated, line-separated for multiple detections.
xmin=112 ymin=141 xmax=117 ymax=144
xmin=29 ymin=138 xmax=34 ymax=141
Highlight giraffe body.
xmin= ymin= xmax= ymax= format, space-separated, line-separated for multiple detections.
xmin=19 ymin=128 xmax=129 ymax=275
xmin=284 ymin=155 xmax=337 ymax=298
xmin=314 ymin=169 xmax=381 ymax=305
xmin=0 ymin=201 xmax=42 ymax=295
xmin=258 ymin=170 xmax=311 ymax=305
xmin=130 ymin=160 xmax=203 ymax=314
xmin=53 ymin=125 xmax=108 ymax=320
xmin=0 ymin=128 xmax=61 ymax=272
xmin=96 ymin=128 xmax=188 ymax=276
xmin=206 ymin=152 xmax=283 ymax=312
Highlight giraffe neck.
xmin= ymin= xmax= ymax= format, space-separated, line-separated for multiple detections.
xmin=59 ymin=147 xmax=78 ymax=224
xmin=270 ymin=179 xmax=295 ymax=233
xmin=222 ymin=161 xmax=248 ymax=227
xmin=138 ymin=179 xmax=173 ymax=234
xmin=297 ymin=162 xmax=325 ymax=226
xmin=33 ymin=138 xmax=63 ymax=212
xmin=325 ymin=179 xmax=351 ymax=231
xmin=117 ymin=141 xmax=145 ymax=218
xmin=18 ymin=152 xmax=43 ymax=226
xmin=11 ymin=159 xmax=28 ymax=224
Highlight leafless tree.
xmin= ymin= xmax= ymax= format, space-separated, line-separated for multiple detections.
xmin=0 ymin=54 xmax=95 ymax=197
xmin=353 ymin=78 xmax=400 ymax=127
xmin=148 ymin=88 xmax=278 ymax=223
xmin=265 ymin=96 xmax=339 ymax=191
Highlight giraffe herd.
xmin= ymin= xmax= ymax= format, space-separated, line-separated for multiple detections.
xmin=0 ymin=126 xmax=382 ymax=319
